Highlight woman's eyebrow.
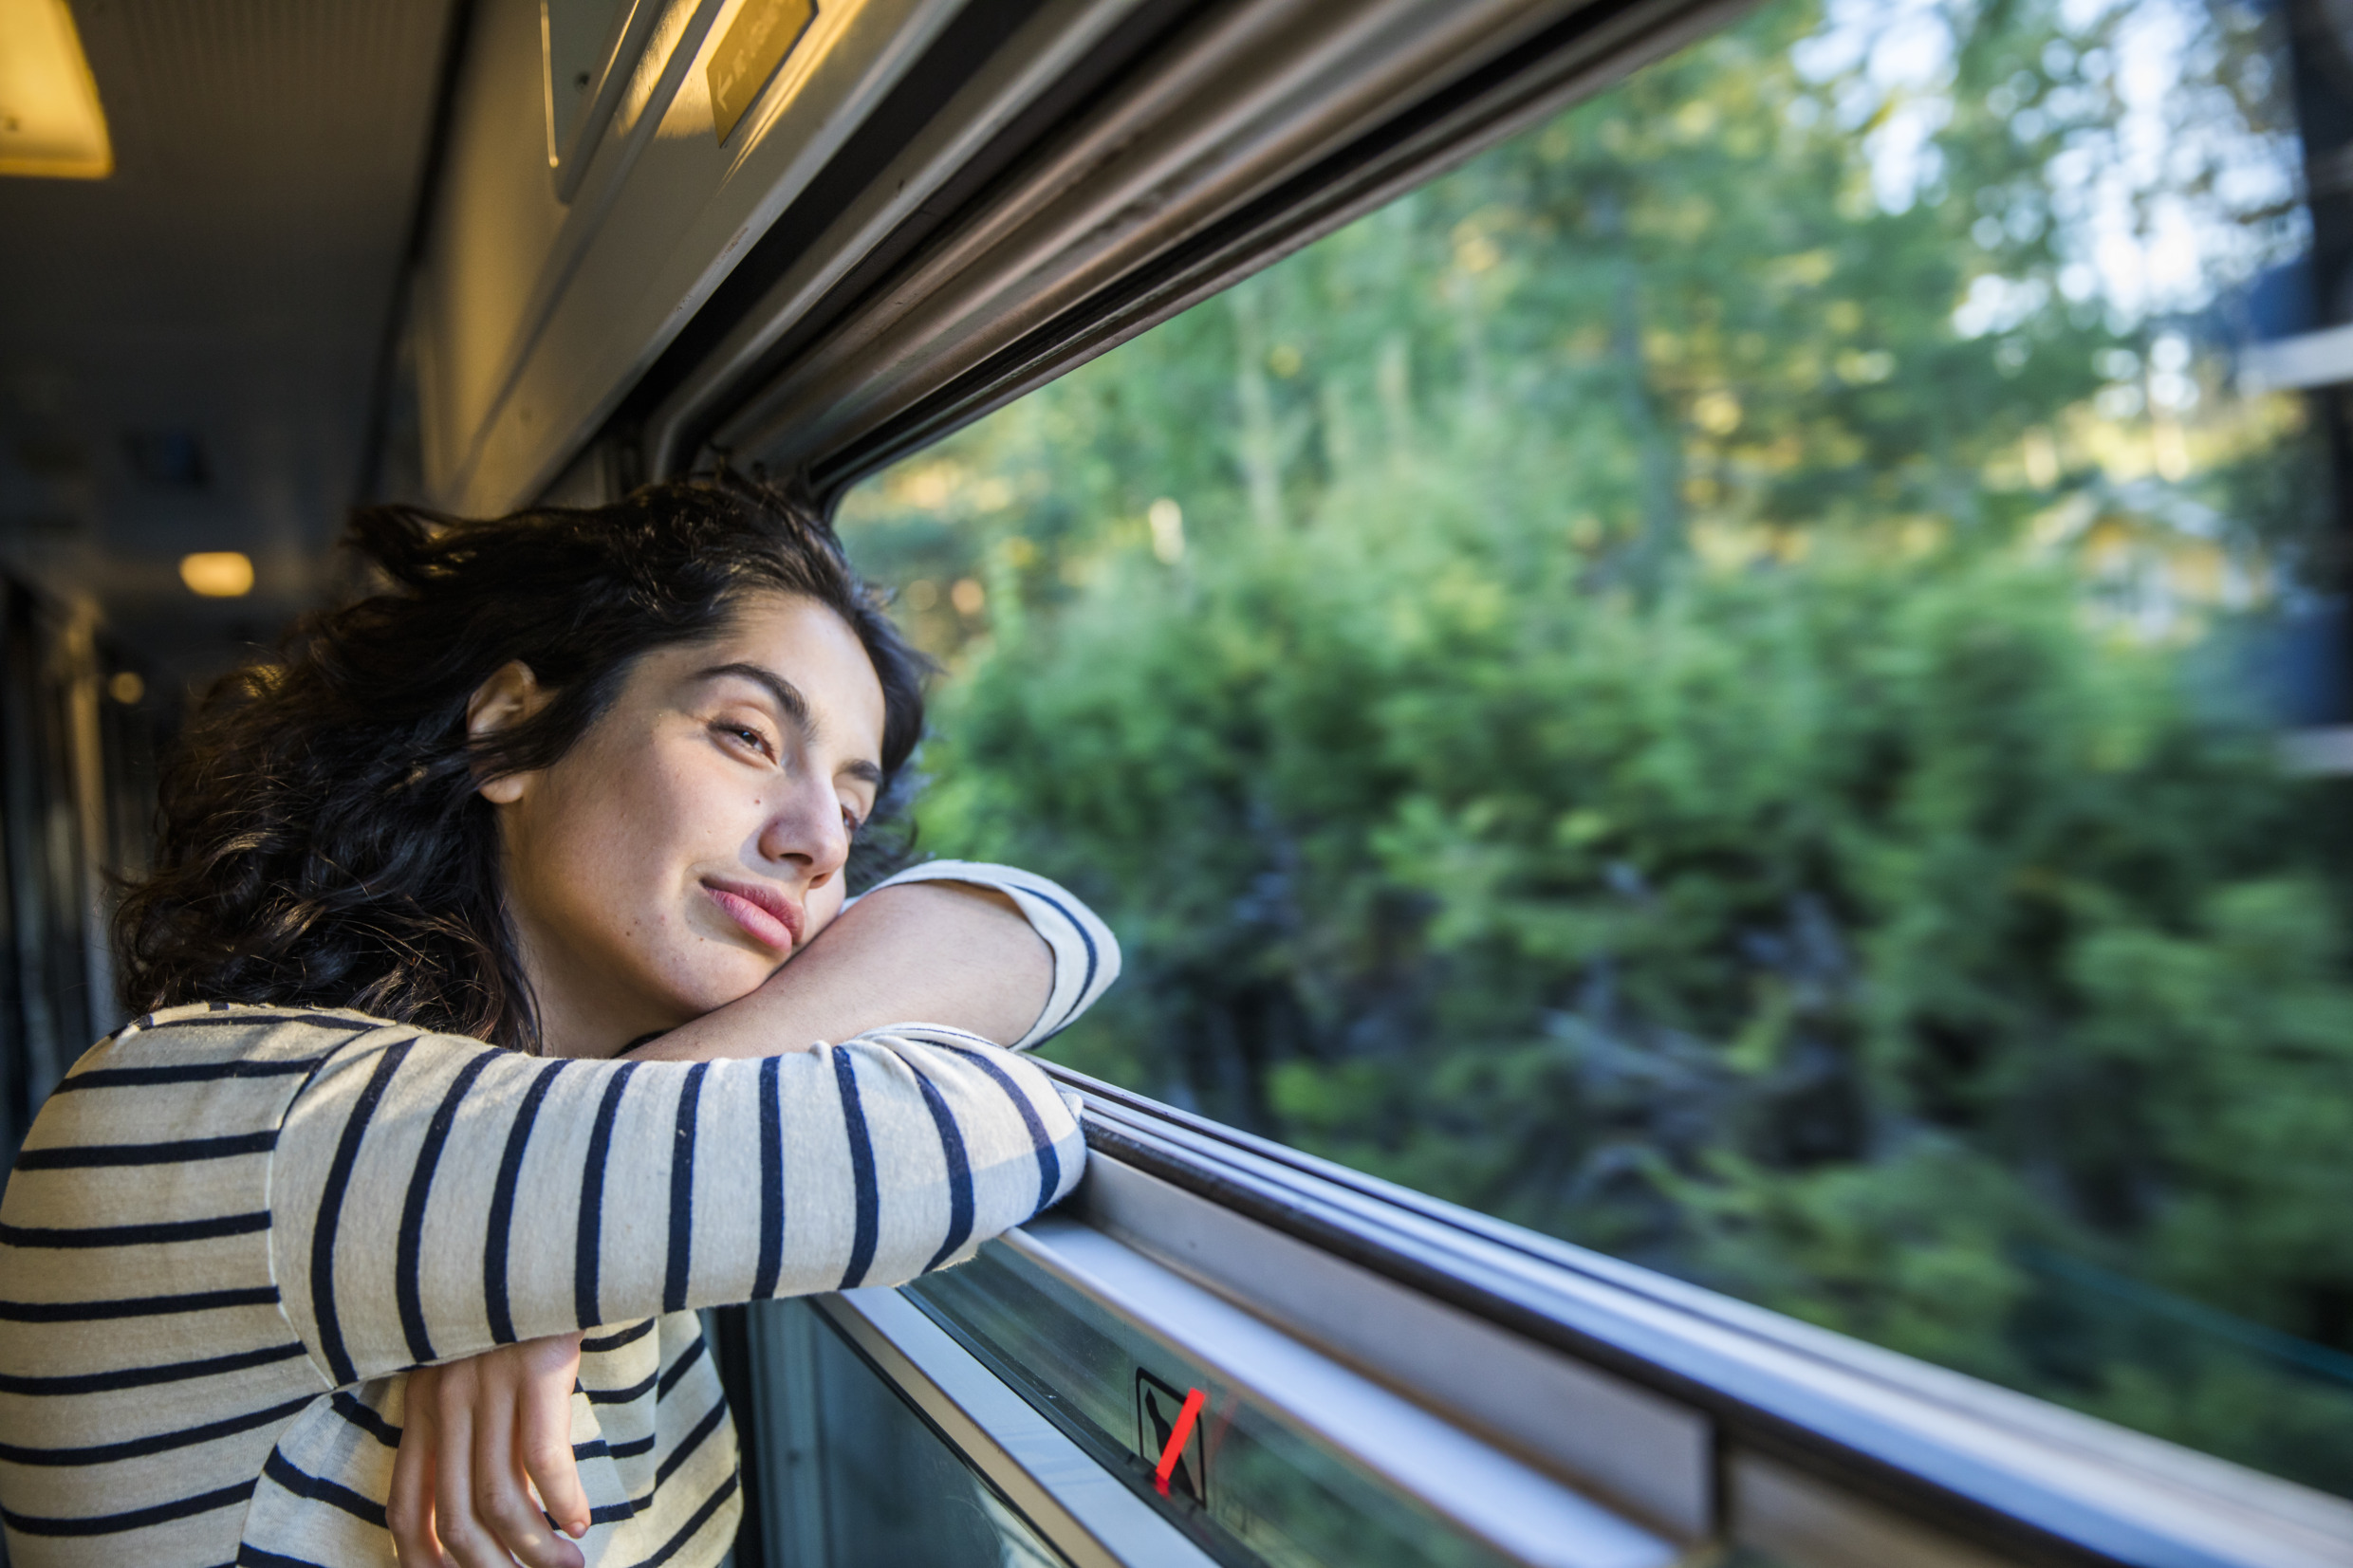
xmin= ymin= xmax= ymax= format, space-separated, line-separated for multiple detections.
xmin=696 ymin=662 xmax=812 ymax=735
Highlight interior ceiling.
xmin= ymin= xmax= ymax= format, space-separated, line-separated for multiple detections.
xmin=0 ymin=0 xmax=456 ymax=691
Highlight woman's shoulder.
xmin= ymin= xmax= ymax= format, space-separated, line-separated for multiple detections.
xmin=60 ymin=1001 xmax=419 ymax=1086
xmin=100 ymin=998 xmax=410 ymax=1047
xmin=18 ymin=1005 xmax=418 ymax=1179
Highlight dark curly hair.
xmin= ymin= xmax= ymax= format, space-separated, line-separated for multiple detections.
xmin=114 ymin=475 xmax=927 ymax=1052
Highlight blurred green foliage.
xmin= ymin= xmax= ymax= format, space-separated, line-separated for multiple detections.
xmin=840 ymin=0 xmax=2353 ymax=1491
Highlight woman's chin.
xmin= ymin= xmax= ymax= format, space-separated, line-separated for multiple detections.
xmin=666 ymin=956 xmax=781 ymax=1019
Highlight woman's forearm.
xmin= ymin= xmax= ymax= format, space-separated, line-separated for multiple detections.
xmin=628 ymin=880 xmax=1054 ymax=1061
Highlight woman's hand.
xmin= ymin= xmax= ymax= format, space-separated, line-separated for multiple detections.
xmin=388 ymin=1332 xmax=591 ymax=1568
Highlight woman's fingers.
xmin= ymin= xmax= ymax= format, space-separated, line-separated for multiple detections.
xmin=470 ymin=1339 xmax=586 ymax=1568
xmin=517 ymin=1333 xmax=591 ymax=1543
xmin=394 ymin=1334 xmax=594 ymax=1568
xmin=426 ymin=1360 xmax=507 ymax=1568
xmin=388 ymin=1366 xmax=452 ymax=1567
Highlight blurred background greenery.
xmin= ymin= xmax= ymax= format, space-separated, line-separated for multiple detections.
xmin=835 ymin=0 xmax=2353 ymax=1495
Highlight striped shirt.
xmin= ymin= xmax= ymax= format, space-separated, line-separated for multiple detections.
xmin=0 ymin=860 xmax=1116 ymax=1568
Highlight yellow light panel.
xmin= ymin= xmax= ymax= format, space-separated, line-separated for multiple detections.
xmin=0 ymin=0 xmax=112 ymax=179
xmin=180 ymin=552 xmax=254 ymax=598
xmin=708 ymin=0 xmax=814 ymax=145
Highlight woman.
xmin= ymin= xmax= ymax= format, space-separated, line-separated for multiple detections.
xmin=0 ymin=478 xmax=1117 ymax=1568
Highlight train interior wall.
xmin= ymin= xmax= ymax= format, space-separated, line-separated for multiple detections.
xmin=0 ymin=574 xmax=158 ymax=1170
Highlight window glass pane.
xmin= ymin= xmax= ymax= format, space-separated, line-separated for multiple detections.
xmin=745 ymin=1298 xmax=1073 ymax=1568
xmin=840 ymin=0 xmax=2353 ymax=1496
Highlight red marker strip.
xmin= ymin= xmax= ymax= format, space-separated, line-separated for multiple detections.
xmin=1154 ymin=1387 xmax=1207 ymax=1494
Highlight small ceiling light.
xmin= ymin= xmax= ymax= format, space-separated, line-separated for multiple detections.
xmin=106 ymin=670 xmax=143 ymax=705
xmin=180 ymin=551 xmax=253 ymax=598
xmin=0 ymin=0 xmax=114 ymax=179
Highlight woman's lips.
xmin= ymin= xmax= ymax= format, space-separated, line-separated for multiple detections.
xmin=703 ymin=879 xmax=802 ymax=951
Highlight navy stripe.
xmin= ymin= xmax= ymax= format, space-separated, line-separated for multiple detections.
xmin=589 ymin=1496 xmax=646 ymax=1524
xmin=261 ymin=1448 xmax=387 ymax=1527
xmin=310 ymin=1038 xmax=417 ymax=1386
xmin=137 ymin=1011 xmax=374 ymax=1034
xmin=663 ymin=1062 xmax=708 ymax=1313
xmin=397 ymin=1051 xmax=497 ymax=1363
xmin=12 ymin=1131 xmax=277 ymax=1169
xmin=617 ymin=1471 xmax=739 ymax=1568
xmin=0 ymin=1210 xmax=270 ymax=1249
xmin=2 ymin=1479 xmax=257 ymax=1537
xmin=752 ymin=1053 xmax=784 ymax=1297
xmin=486 ymin=1061 xmax=567 ymax=1343
xmin=832 ymin=1049 xmax=880 ymax=1289
xmin=912 ymin=1069 xmax=975 ymax=1273
xmin=1013 ymin=884 xmax=1101 ymax=1036
xmin=576 ymin=1062 xmax=640 ymax=1329
xmin=0 ymin=1393 xmax=314 ymax=1465
xmin=657 ymin=1333 xmax=707 ymax=1399
xmin=571 ymin=1430 xmax=658 ymax=1462
xmin=331 ymin=1391 xmax=402 ymax=1448
xmin=0 ymin=1340 xmax=307 ymax=1396
xmin=52 ymin=1054 xmax=334 ymax=1093
xmin=581 ymin=1317 xmax=657 ymax=1353
xmin=655 ymin=1396 xmax=729 ymax=1486
xmin=0 ymin=1284 xmax=279 ymax=1321
xmin=238 ymin=1548 xmax=333 ymax=1568
xmin=584 ymin=1367 xmax=659 ymax=1405
xmin=933 ymin=1041 xmax=1061 ymax=1212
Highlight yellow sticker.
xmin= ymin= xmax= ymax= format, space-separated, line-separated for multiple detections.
xmin=708 ymin=0 xmax=816 ymax=145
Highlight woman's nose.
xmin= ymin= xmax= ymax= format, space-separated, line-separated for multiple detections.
xmin=757 ymin=776 xmax=851 ymax=884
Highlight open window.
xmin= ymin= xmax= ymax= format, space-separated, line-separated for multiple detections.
xmin=394 ymin=0 xmax=2353 ymax=1561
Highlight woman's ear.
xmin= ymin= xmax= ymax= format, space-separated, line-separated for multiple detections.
xmin=467 ymin=661 xmax=547 ymax=805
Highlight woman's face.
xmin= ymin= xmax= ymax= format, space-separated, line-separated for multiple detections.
xmin=472 ymin=590 xmax=888 ymax=1056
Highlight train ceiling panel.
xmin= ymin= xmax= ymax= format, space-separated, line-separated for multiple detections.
xmin=0 ymin=0 xmax=457 ymax=680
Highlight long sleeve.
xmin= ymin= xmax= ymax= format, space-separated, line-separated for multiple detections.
xmin=854 ymin=858 xmax=1121 ymax=1048
xmin=269 ymin=1022 xmax=1083 ymax=1386
xmin=269 ymin=858 xmax=1117 ymax=1388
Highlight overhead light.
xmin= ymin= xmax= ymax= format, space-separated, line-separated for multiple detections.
xmin=180 ymin=552 xmax=253 ymax=598
xmin=0 ymin=0 xmax=113 ymax=179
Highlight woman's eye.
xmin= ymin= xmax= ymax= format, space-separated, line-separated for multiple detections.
xmin=713 ymin=721 xmax=773 ymax=758
xmin=842 ymin=805 xmax=863 ymax=838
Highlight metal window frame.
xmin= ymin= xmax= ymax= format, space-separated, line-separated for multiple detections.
xmin=972 ymin=1215 xmax=1685 ymax=1568
xmin=1048 ymin=1065 xmax=2353 ymax=1568
xmin=724 ymin=1068 xmax=2353 ymax=1568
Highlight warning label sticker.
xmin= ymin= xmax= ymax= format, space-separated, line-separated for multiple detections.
xmin=1135 ymin=1369 xmax=1208 ymax=1505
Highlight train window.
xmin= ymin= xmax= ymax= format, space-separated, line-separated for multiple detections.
xmin=8 ymin=0 xmax=2353 ymax=1561
xmin=835 ymin=0 xmax=2353 ymax=1504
